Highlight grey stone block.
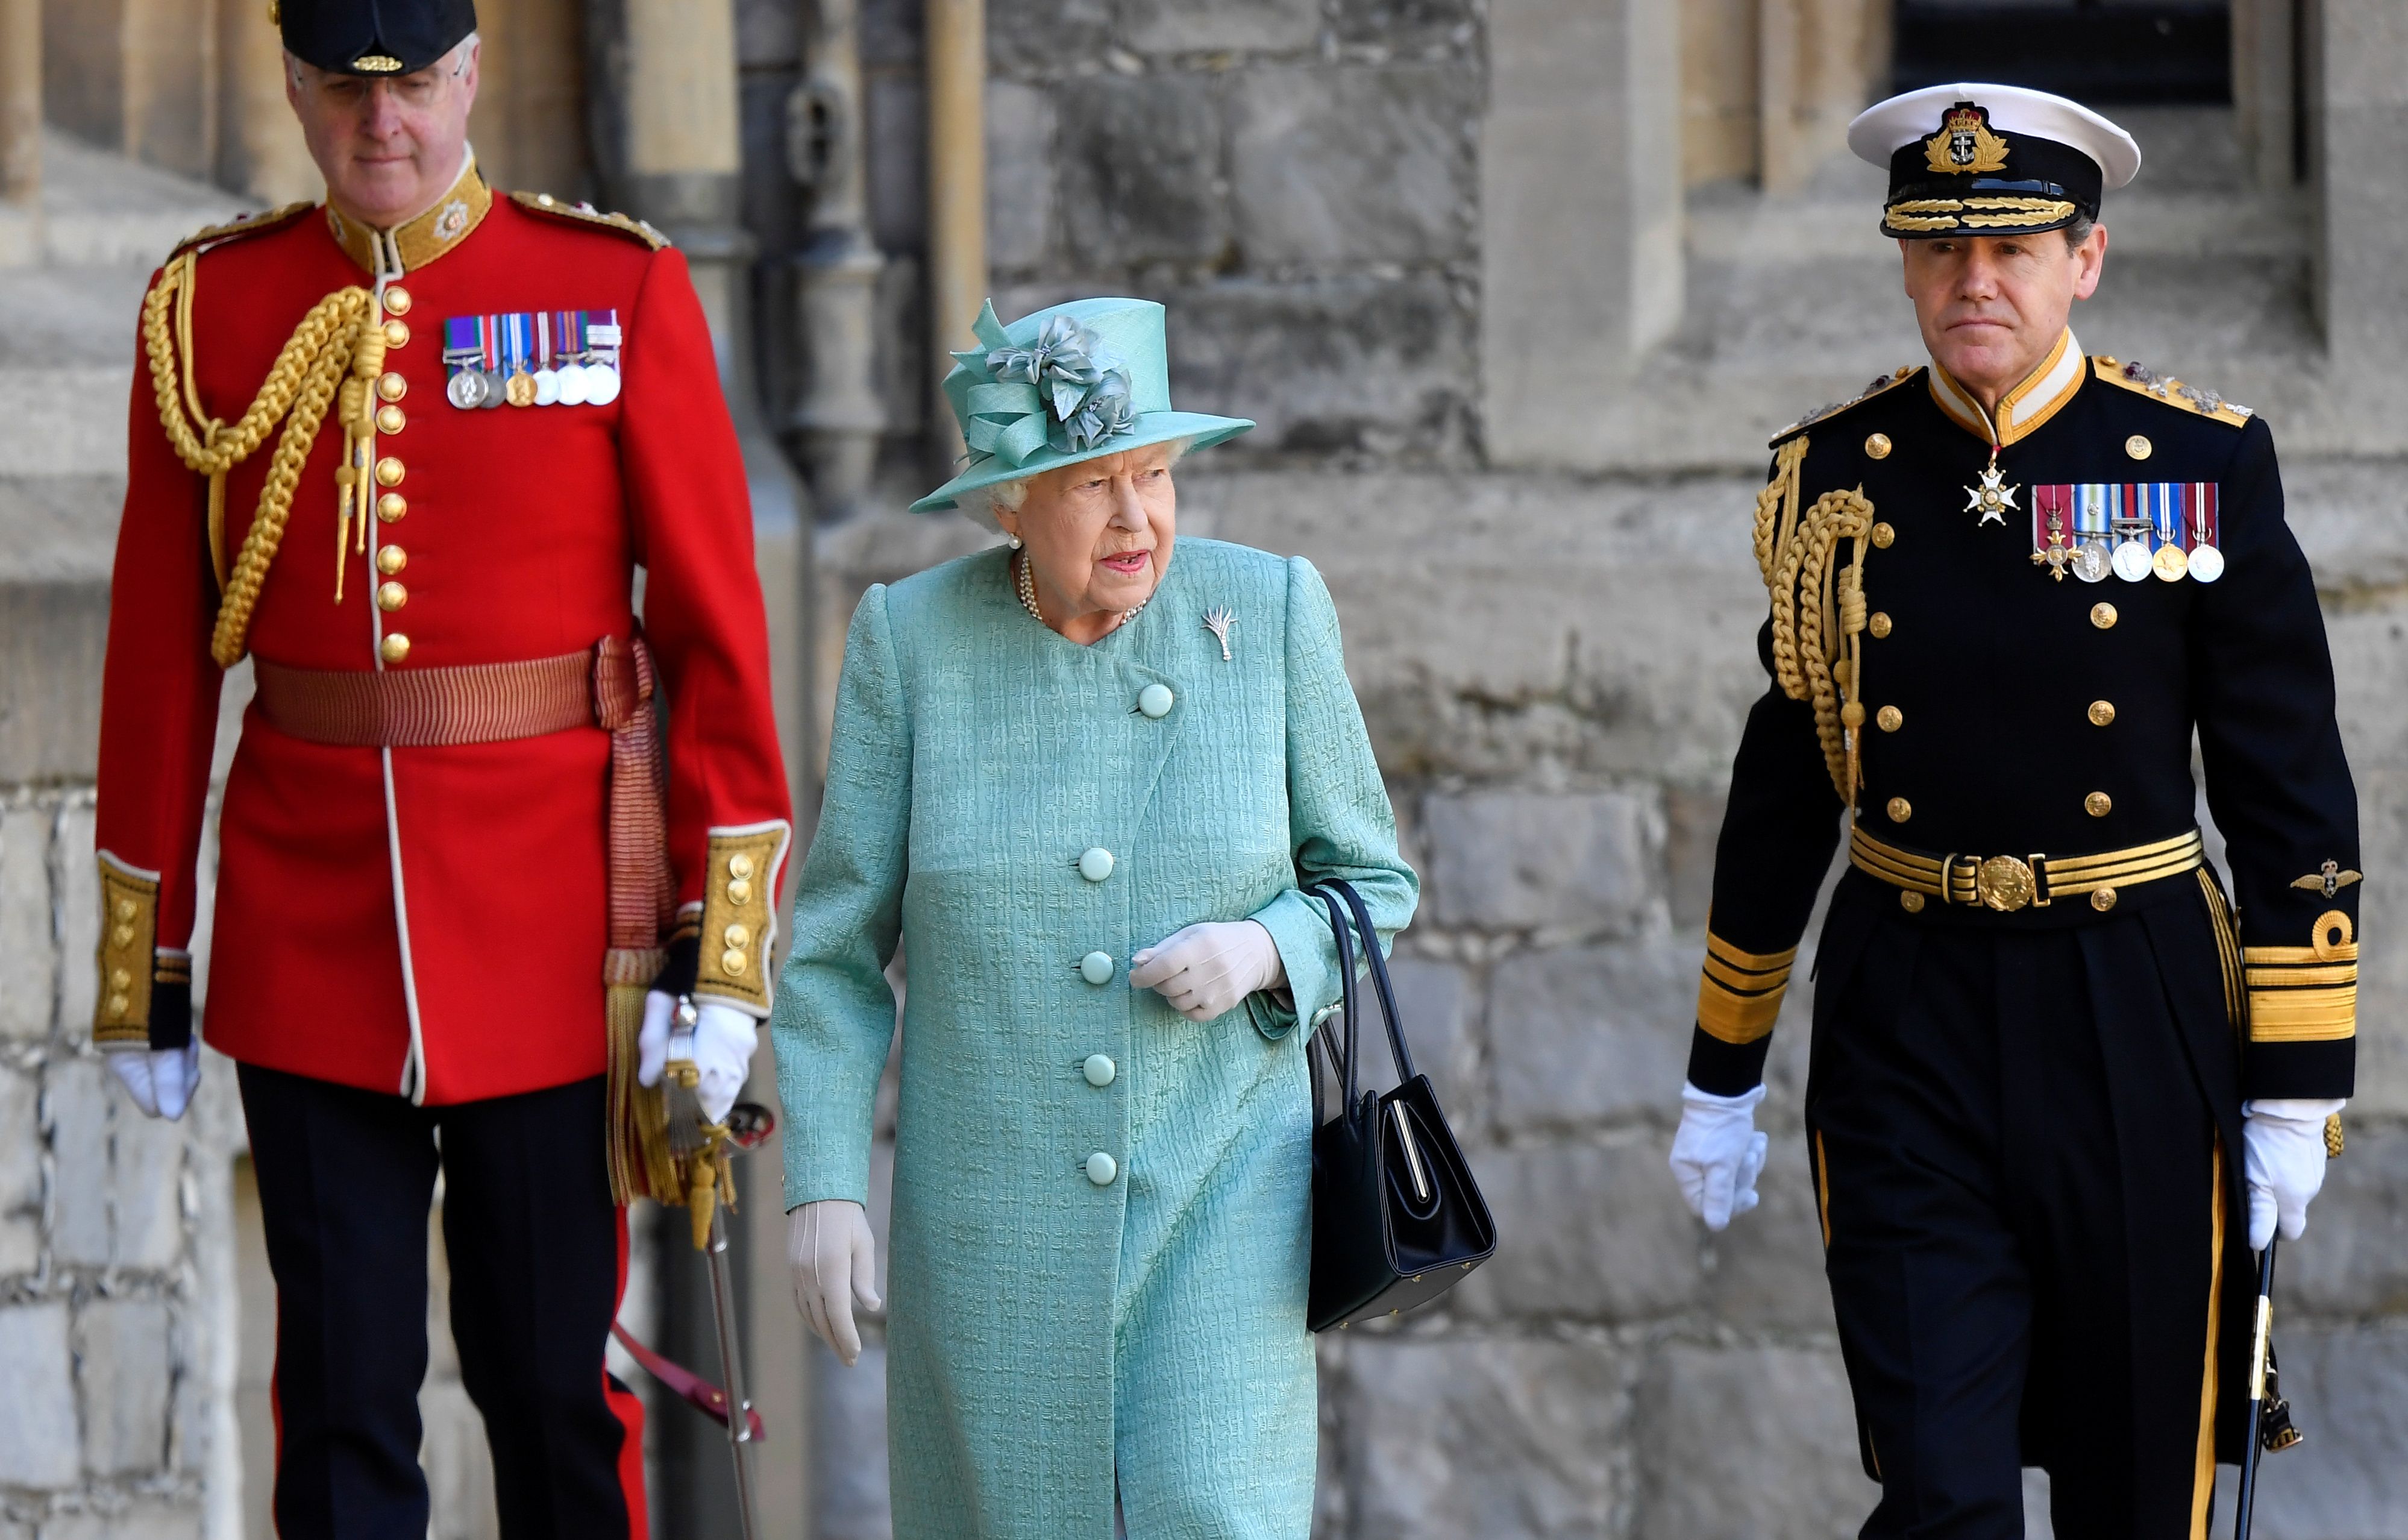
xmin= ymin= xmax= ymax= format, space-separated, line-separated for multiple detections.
xmin=1331 ymin=0 xmax=1482 ymax=46
xmin=0 ymin=1064 xmax=40 ymax=1213
xmin=2283 ymin=1120 xmax=2408 ymax=1316
xmin=1058 ymin=74 xmax=1228 ymax=267
xmin=1488 ymin=937 xmax=1692 ymax=1129
xmin=1230 ymin=66 xmax=1478 ymax=265
xmin=75 ymin=1297 xmax=172 ymax=1476
xmin=985 ymin=81 xmax=1056 ymax=272
xmin=1124 ymin=0 xmax=1320 ymax=54
xmin=0 ymin=582 xmax=110 ymax=782
xmin=2239 ymin=1321 xmax=2408 ymax=1537
xmin=46 ymin=1056 xmax=113 ymax=1268
xmin=0 ymin=799 xmax=53 ymax=1041
xmin=1634 ymin=1341 xmax=1874 ymax=1539
xmin=1331 ymin=1334 xmax=1626 ymax=1536
xmin=1697 ymin=1130 xmax=1836 ymax=1333
xmin=1664 ymin=784 xmax=1727 ymax=930
xmin=419 ymin=1378 xmax=499 ymax=1540
xmin=812 ymin=1339 xmax=893 ymax=1540
xmin=0 ymin=1302 xmax=81 ymax=1487
xmin=111 ymin=1108 xmax=185 ymax=1272
xmin=1450 ymin=1141 xmax=1701 ymax=1322
xmin=986 ymin=0 xmax=1114 ymax=72
xmin=35 ymin=1502 xmax=202 ymax=1540
xmin=58 ymin=802 xmax=96 ymax=1043
xmin=1422 ymin=789 xmax=1660 ymax=933
xmin=0 ymin=1214 xmax=37 ymax=1273
xmin=1384 ymin=955 xmax=1472 ymax=1108
xmin=1165 ymin=277 xmax=1473 ymax=460
xmin=865 ymin=76 xmax=926 ymax=255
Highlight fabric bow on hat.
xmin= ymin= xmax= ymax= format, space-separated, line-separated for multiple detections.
xmin=950 ymin=301 xmax=1137 ymax=468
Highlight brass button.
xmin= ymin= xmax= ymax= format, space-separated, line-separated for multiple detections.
xmin=726 ymin=878 xmax=753 ymax=904
xmin=1868 ymin=611 xmax=1892 ymax=639
xmin=728 ymin=852 xmax=756 ymax=879
xmin=377 ymin=492 xmax=407 ymax=523
xmin=538 ymin=193 xmax=556 ymax=206
xmin=111 ymin=924 xmax=134 ymax=948
xmin=377 ymin=372 xmax=407 ymax=403
xmin=375 ymin=545 xmax=406 ymax=576
xmin=1886 ymin=796 xmax=1911 ymax=824
xmin=106 ymin=993 xmax=129 ymax=1016
xmin=723 ymin=923 xmax=751 ymax=950
xmin=2085 ymin=791 xmax=2113 ymax=818
xmin=1871 ymin=523 xmax=1895 ymax=548
xmin=2088 ymin=700 xmax=2116 ymax=727
xmin=115 ymin=897 xmax=136 ymax=922
xmin=2090 ymin=602 xmax=2117 ymax=630
xmin=375 ymin=456 xmax=405 ymax=487
xmin=375 ymin=581 xmax=407 ymax=612
xmin=109 ymin=967 xmax=131 ymax=990
xmin=1876 ymin=705 xmax=1903 ymax=732
xmin=380 ymin=632 xmax=411 ymax=664
xmin=1864 ymin=432 xmax=1892 ymax=460
xmin=383 ymin=319 xmax=410 ymax=348
xmin=1899 ymin=890 xmax=1925 ymax=913
xmin=2125 ymin=434 xmax=2152 ymax=460
xmin=2090 ymin=887 xmax=2119 ymax=911
xmin=382 ymin=285 xmax=413 ymax=316
xmin=720 ymin=948 xmax=748 ymax=977
xmin=375 ymin=403 xmax=406 ymax=434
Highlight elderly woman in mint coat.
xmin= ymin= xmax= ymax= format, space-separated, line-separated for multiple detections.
xmin=768 ymin=297 xmax=1416 ymax=1540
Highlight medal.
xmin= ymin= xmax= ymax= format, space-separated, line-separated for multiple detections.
xmin=2184 ymin=480 xmax=2223 ymax=583
xmin=2146 ymin=482 xmax=2187 ymax=581
xmin=585 ymin=363 xmax=621 ymax=406
xmin=479 ymin=369 xmax=507 ymax=408
xmin=2152 ymin=542 xmax=2189 ymax=580
xmin=447 ymin=369 xmax=489 ymax=409
xmin=1964 ymin=453 xmax=2019 ymax=527
xmin=2074 ymin=538 xmax=2110 ymax=583
xmin=533 ymin=368 xmax=560 ymax=406
xmin=506 ymin=370 xmax=538 ymax=407
xmin=2187 ymin=542 xmax=2225 ymax=582
xmin=2030 ymin=507 xmax=2072 ymax=582
xmin=556 ymin=362 xmax=590 ymax=406
xmin=2110 ymin=483 xmax=2152 ymax=581
xmin=2112 ymin=538 xmax=2152 ymax=581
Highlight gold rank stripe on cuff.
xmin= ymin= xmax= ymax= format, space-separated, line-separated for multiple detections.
xmin=1696 ymin=932 xmax=1798 ymax=1045
xmin=2243 ymin=910 xmax=2359 ymax=1042
xmin=93 ymin=851 xmax=161 ymax=1046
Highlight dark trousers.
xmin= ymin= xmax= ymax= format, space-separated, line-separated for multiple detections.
xmin=238 ymin=1064 xmax=646 ymax=1540
xmin=1808 ymin=874 xmax=2251 ymax=1540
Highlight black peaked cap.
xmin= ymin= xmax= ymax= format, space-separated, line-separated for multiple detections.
xmin=278 ymin=0 xmax=478 ymax=76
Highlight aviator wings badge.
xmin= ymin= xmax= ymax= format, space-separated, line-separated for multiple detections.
xmin=2290 ymin=860 xmax=2363 ymax=899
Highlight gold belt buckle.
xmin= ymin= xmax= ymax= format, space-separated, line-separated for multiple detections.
xmin=1975 ymin=854 xmax=2037 ymax=912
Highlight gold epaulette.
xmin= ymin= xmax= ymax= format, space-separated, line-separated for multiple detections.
xmin=509 ymin=191 xmax=671 ymax=250
xmin=165 ymin=201 xmax=318 ymax=263
xmin=2090 ymin=354 xmax=2255 ymax=427
xmin=1770 ymin=364 xmax=1923 ymax=447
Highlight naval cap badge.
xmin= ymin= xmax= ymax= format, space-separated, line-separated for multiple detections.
xmin=1925 ymin=102 xmax=2010 ymax=176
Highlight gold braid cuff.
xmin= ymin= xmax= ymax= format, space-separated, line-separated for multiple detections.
xmin=142 ymin=250 xmax=384 ymax=667
xmin=1760 ymin=458 xmax=1876 ymax=805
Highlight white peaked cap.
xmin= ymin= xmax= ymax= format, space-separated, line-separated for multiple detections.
xmin=1848 ymin=83 xmax=2142 ymax=190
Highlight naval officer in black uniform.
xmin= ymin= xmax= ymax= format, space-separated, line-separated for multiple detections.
xmin=1665 ymin=84 xmax=2357 ymax=1538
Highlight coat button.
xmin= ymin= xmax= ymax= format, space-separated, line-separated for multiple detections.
xmin=377 ymin=545 xmax=407 ymax=576
xmin=377 ymin=372 xmax=407 ymax=403
xmin=1868 ymin=611 xmax=1892 ymax=639
xmin=1870 ymin=523 xmax=1895 ymax=548
xmin=382 ymin=285 xmax=413 ymax=316
xmin=2088 ymin=700 xmax=2116 ymax=726
xmin=2090 ymin=602 xmax=2118 ymax=630
xmin=729 ymin=852 xmax=756 ymax=879
xmin=375 ymin=403 xmax=406 ymax=434
xmin=380 ymin=633 xmax=410 ymax=664
xmin=375 ymin=456 xmax=406 ymax=487
xmin=377 ymin=492 xmax=407 ymax=523
xmin=1886 ymin=796 xmax=1911 ymax=823
xmin=1876 ymin=705 xmax=1902 ymax=732
xmin=1137 ymin=683 xmax=1174 ymax=719
xmin=2125 ymin=434 xmax=2152 ymax=460
xmin=1864 ymin=432 xmax=1892 ymax=459
xmin=383 ymin=319 xmax=410 ymax=348
xmin=1077 ymin=847 xmax=1115 ymax=882
xmin=1083 ymin=1054 xmax=1116 ymax=1087
xmin=2086 ymin=791 xmax=2113 ymax=818
xmin=1079 ymin=951 xmax=1115 ymax=985
xmin=375 ymin=581 xmax=407 ymax=611
xmin=1085 ymin=1152 xmax=1117 ymax=1186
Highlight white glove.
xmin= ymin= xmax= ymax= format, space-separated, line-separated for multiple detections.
xmin=637 ymin=991 xmax=759 ymax=1125
xmin=1129 ymin=920 xmax=1287 ymax=1023
xmin=108 ymin=1043 xmax=201 ymax=1122
xmin=789 ymin=1199 xmax=882 ymax=1366
xmin=1669 ymin=1081 xmax=1769 ymax=1232
xmin=2243 ymin=1098 xmax=2342 ymax=1252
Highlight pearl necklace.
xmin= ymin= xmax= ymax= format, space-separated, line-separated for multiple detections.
xmin=1014 ymin=549 xmax=1147 ymax=632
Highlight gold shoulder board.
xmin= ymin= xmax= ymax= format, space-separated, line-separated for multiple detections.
xmin=509 ymin=191 xmax=672 ymax=250
xmin=2090 ymin=355 xmax=2255 ymax=427
xmin=1770 ymin=365 xmax=1923 ymax=448
xmin=165 ymin=201 xmax=319 ymax=263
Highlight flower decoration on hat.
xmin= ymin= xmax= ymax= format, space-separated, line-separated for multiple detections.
xmin=951 ymin=301 xmax=1138 ymax=470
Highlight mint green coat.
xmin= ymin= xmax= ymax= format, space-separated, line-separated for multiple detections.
xmin=771 ymin=538 xmax=1416 ymax=1539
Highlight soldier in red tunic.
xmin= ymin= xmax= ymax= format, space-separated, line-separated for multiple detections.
xmin=91 ymin=3 xmax=789 ymax=1534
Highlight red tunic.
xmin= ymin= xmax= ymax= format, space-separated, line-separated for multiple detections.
xmin=95 ymin=166 xmax=791 ymax=1106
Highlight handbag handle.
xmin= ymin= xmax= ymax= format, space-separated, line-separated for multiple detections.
xmin=1308 ymin=885 xmax=1362 ymax=1128
xmin=1308 ymin=879 xmax=1416 ymax=1096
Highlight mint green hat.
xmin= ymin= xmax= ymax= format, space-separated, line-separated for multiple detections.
xmin=909 ymin=297 xmax=1253 ymax=517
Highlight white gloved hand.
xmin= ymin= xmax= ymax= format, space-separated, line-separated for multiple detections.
xmin=789 ymin=1199 xmax=882 ymax=1366
xmin=1669 ymin=1081 xmax=1770 ymax=1232
xmin=636 ymin=991 xmax=759 ymax=1125
xmin=108 ymin=1043 xmax=202 ymax=1122
xmin=1129 ymin=920 xmax=1287 ymax=1023
xmin=2243 ymin=1098 xmax=2343 ymax=1252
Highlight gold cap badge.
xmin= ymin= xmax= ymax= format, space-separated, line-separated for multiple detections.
xmin=1924 ymin=104 xmax=2010 ymax=175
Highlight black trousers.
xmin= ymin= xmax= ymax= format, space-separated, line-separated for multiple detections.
xmin=238 ymin=1064 xmax=645 ymax=1540
xmin=1808 ymin=872 xmax=2253 ymax=1540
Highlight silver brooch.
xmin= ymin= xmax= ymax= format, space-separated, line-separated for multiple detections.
xmin=1202 ymin=607 xmax=1235 ymax=661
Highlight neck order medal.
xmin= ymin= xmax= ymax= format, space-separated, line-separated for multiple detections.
xmin=1965 ymin=453 xmax=2020 ymax=527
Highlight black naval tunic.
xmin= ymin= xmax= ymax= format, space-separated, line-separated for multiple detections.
xmin=1687 ymin=339 xmax=2360 ymax=1539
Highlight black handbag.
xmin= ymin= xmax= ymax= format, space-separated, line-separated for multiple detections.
xmin=1305 ymin=879 xmax=1497 ymax=1331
